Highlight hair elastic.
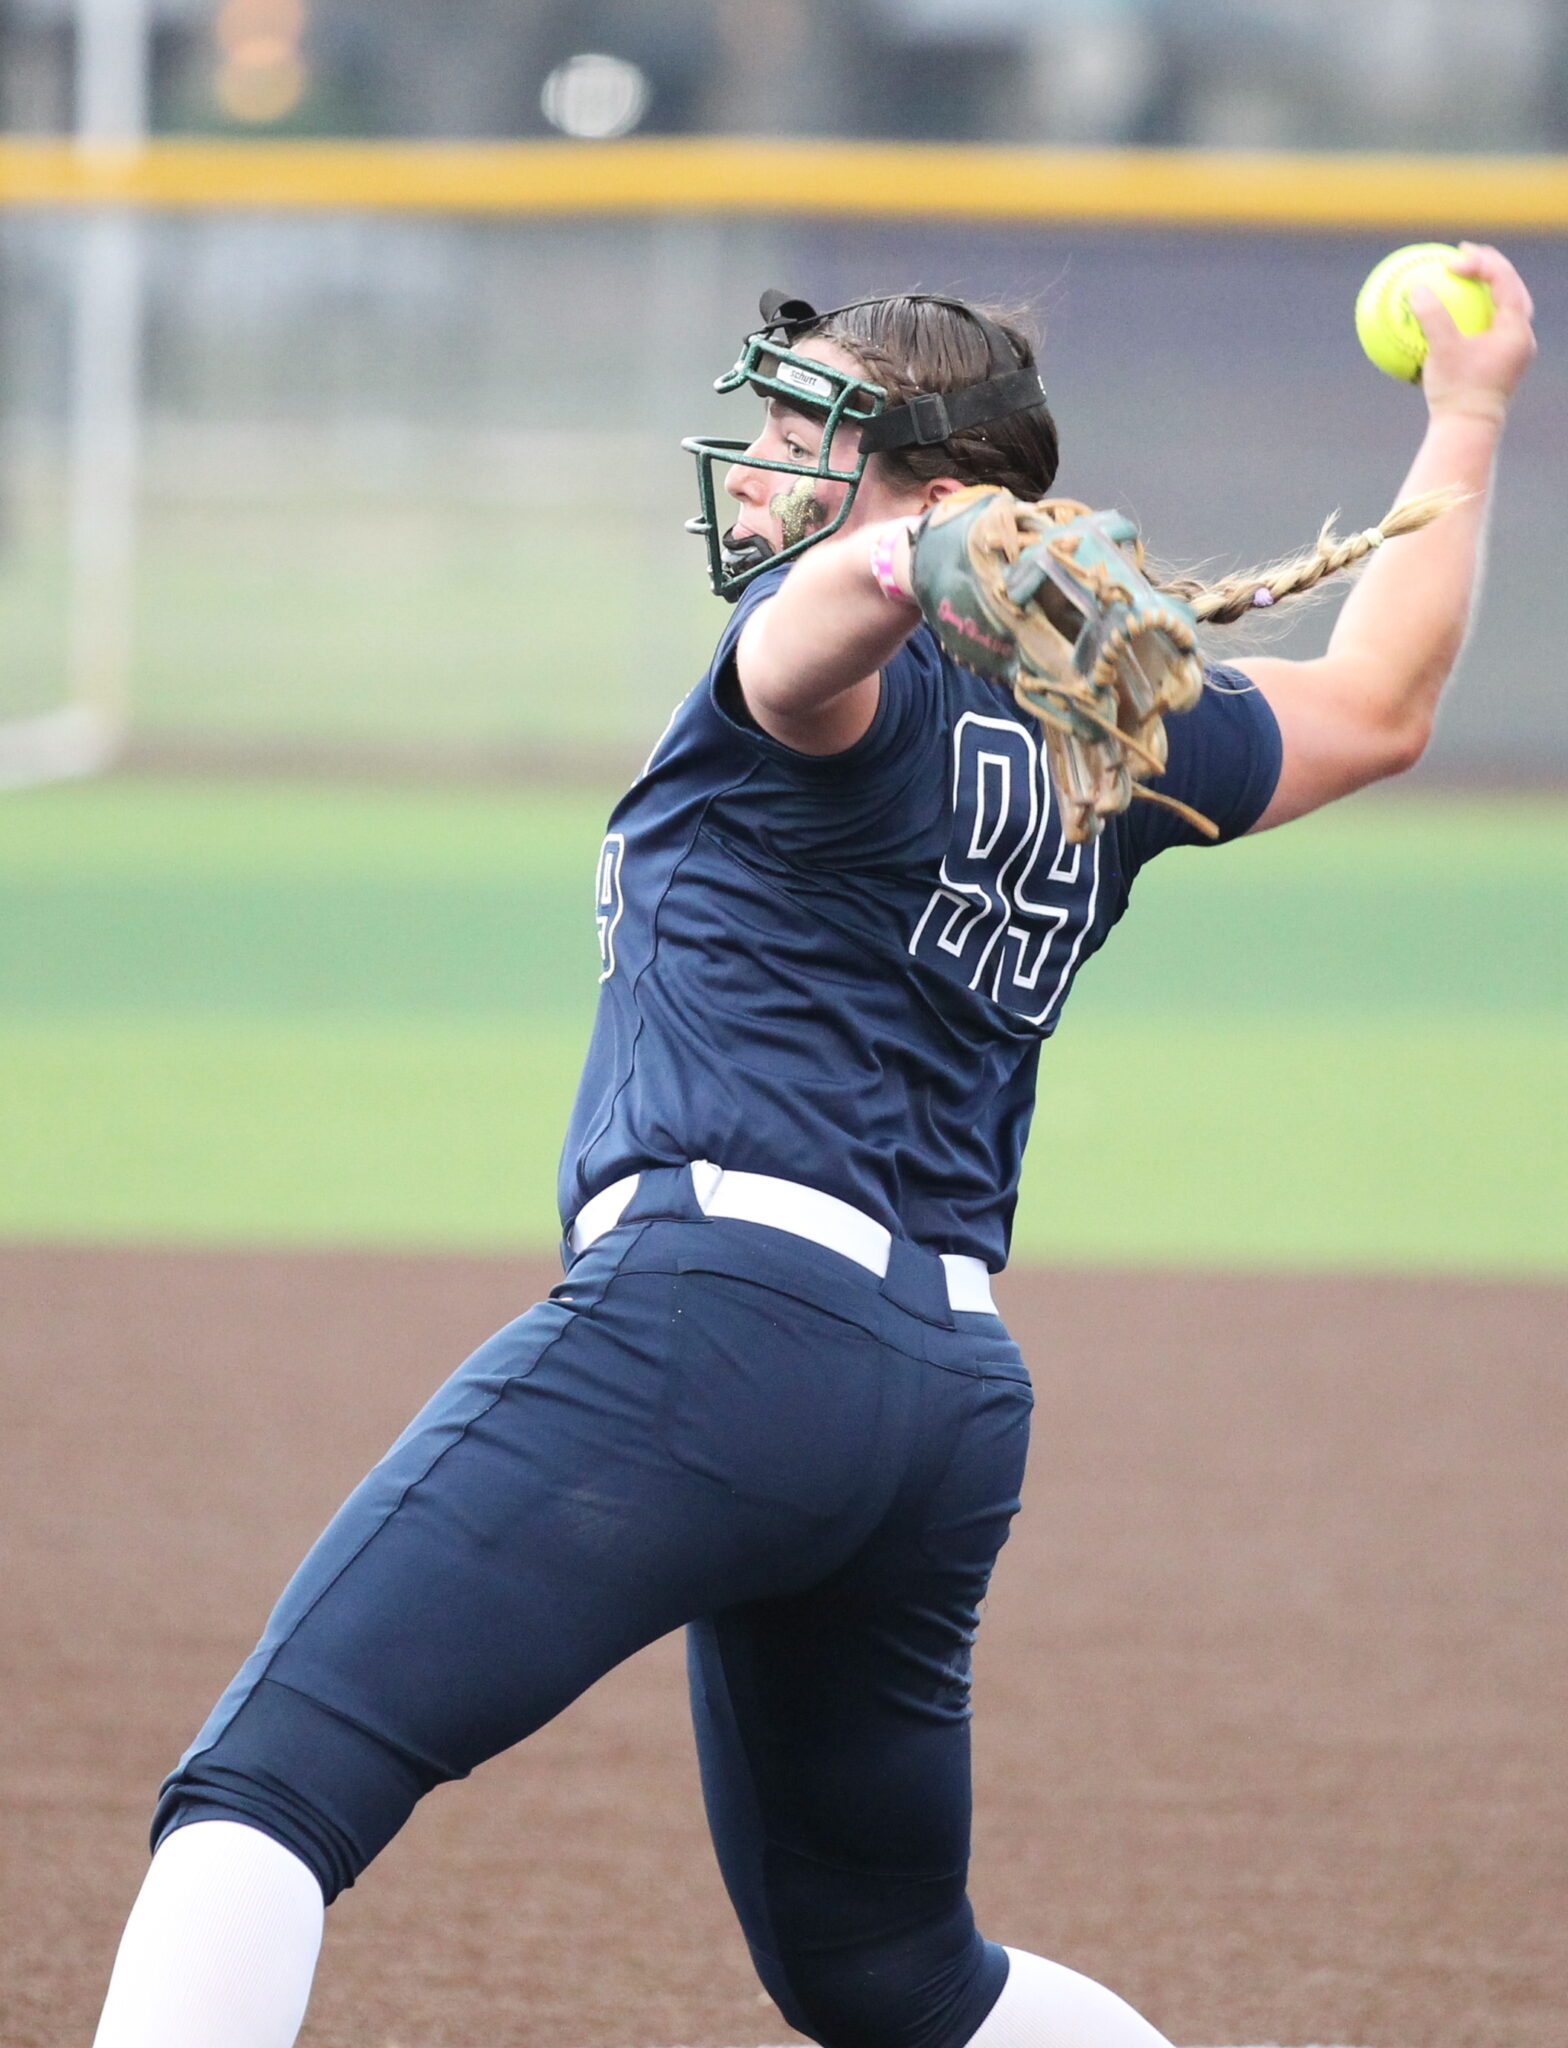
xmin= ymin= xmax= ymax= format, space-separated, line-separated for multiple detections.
xmin=1251 ymin=586 xmax=1276 ymax=608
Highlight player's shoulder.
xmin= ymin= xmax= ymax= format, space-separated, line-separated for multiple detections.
xmin=1132 ymin=659 xmax=1283 ymax=855
xmin=712 ymin=562 xmax=793 ymax=648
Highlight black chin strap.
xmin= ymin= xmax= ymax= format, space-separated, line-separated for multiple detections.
xmin=753 ymin=289 xmax=1047 ymax=451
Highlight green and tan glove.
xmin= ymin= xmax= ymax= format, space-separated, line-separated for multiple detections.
xmin=910 ymin=486 xmax=1215 ymax=843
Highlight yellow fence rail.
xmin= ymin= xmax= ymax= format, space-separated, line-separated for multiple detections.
xmin=0 ymin=136 xmax=1565 ymax=230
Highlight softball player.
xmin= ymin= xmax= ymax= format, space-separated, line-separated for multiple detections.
xmin=92 ymin=247 xmax=1534 ymax=2048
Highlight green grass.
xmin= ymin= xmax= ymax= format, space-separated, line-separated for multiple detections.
xmin=1 ymin=777 xmax=1563 ymax=1275
xmin=0 ymin=1019 xmax=583 ymax=1249
xmin=1012 ymin=1019 xmax=1563 ymax=1272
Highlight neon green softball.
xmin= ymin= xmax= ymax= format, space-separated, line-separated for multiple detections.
xmin=1355 ymin=243 xmax=1495 ymax=383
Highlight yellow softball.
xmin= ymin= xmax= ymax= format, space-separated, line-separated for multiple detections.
xmin=1355 ymin=243 xmax=1496 ymax=382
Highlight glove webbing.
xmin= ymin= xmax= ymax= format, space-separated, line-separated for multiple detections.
xmin=1000 ymin=505 xmax=1219 ymax=842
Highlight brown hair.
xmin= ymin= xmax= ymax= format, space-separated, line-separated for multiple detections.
xmin=803 ymin=295 xmax=1061 ymax=500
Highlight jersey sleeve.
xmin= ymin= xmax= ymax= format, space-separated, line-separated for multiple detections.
xmin=705 ymin=566 xmax=946 ymax=788
xmin=1125 ymin=661 xmax=1282 ymax=864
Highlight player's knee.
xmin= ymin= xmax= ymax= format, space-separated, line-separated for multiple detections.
xmin=762 ymin=1867 xmax=1007 ymax=2048
xmin=153 ymin=1675 xmax=436 ymax=1906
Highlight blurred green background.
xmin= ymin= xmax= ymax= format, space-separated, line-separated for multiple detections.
xmin=1 ymin=775 xmax=1561 ymax=1276
xmin=5 ymin=4 xmax=1565 ymax=1283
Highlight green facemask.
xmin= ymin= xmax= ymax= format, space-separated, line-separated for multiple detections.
xmin=682 ymin=290 xmax=1052 ymax=602
xmin=682 ymin=328 xmax=890 ymax=601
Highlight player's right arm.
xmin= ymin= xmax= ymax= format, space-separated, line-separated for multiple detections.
xmin=735 ymin=518 xmax=930 ymax=754
xmin=1240 ymin=243 xmax=1536 ymax=830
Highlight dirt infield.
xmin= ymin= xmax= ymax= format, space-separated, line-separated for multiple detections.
xmin=2 ymin=1247 xmax=1563 ymax=2048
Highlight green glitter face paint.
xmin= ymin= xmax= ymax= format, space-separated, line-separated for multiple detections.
xmin=770 ymin=474 xmax=830 ymax=549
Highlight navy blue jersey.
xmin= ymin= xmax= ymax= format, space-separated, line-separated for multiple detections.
xmin=559 ymin=563 xmax=1280 ymax=1270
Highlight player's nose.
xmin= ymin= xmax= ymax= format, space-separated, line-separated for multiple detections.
xmin=723 ymin=442 xmax=769 ymax=502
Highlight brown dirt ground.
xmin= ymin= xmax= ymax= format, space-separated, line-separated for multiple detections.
xmin=1 ymin=1247 xmax=1563 ymax=2048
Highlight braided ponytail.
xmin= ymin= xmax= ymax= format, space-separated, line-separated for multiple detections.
xmin=1159 ymin=488 xmax=1465 ymax=627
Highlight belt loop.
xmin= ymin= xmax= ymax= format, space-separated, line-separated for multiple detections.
xmin=879 ymin=1238 xmax=955 ymax=1330
xmin=619 ymin=1164 xmax=705 ymax=1227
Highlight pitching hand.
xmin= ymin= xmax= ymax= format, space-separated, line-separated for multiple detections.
xmin=1412 ymin=242 xmax=1538 ymax=426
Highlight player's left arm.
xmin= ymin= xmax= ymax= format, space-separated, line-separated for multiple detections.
xmin=1239 ymin=244 xmax=1537 ymax=832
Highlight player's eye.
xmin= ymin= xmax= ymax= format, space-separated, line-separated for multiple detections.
xmin=784 ymin=436 xmax=811 ymax=460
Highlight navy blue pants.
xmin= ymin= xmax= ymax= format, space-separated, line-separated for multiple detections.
xmin=155 ymin=1171 xmax=1033 ymax=2048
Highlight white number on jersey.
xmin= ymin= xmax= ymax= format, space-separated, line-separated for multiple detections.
xmin=596 ymin=832 xmax=626 ymax=983
xmin=908 ymin=713 xmax=1099 ymax=1027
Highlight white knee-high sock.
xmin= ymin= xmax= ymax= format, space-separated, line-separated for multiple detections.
xmin=93 ymin=1820 xmax=325 ymax=2048
xmin=964 ymin=1946 xmax=1174 ymax=2048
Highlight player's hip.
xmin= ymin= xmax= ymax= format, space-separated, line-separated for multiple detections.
xmin=161 ymin=1223 xmax=1032 ymax=1873
xmin=565 ymin=1159 xmax=1021 ymax=1362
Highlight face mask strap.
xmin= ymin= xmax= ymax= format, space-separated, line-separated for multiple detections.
xmin=859 ymin=366 xmax=1048 ymax=453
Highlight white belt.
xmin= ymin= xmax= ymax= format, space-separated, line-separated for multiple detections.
xmin=568 ymin=1160 xmax=996 ymax=1316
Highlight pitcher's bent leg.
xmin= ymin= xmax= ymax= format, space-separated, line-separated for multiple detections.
xmin=687 ymin=1349 xmax=1034 ymax=2048
xmin=155 ymin=1260 xmax=876 ymax=1902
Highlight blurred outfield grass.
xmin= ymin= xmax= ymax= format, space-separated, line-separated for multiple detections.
xmin=0 ymin=776 xmax=1562 ymax=1276
xmin=0 ymin=509 xmax=712 ymax=741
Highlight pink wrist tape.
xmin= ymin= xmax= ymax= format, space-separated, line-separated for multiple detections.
xmin=869 ymin=516 xmax=921 ymax=602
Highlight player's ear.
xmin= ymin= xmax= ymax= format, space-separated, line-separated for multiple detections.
xmin=921 ymin=476 xmax=968 ymax=508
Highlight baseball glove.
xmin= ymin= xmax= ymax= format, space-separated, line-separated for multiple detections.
xmin=909 ymin=486 xmax=1216 ymax=843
